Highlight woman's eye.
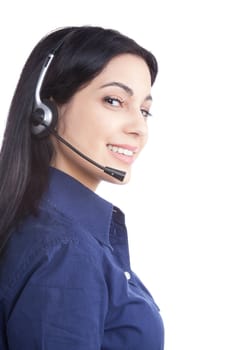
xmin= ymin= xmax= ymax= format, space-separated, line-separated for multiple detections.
xmin=141 ymin=109 xmax=152 ymax=118
xmin=104 ymin=97 xmax=123 ymax=107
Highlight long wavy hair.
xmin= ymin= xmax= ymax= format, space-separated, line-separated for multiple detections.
xmin=0 ymin=26 xmax=158 ymax=255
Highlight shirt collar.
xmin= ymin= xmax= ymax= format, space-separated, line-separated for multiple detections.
xmin=43 ymin=167 xmax=114 ymax=247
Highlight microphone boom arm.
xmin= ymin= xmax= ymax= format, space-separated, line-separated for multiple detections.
xmin=47 ymin=127 xmax=126 ymax=182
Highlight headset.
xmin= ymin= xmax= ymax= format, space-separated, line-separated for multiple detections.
xmin=31 ymin=38 xmax=65 ymax=137
xmin=30 ymin=33 xmax=126 ymax=181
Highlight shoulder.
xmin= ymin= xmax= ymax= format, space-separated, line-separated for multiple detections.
xmin=0 ymin=200 xmax=106 ymax=297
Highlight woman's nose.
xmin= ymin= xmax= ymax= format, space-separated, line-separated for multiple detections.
xmin=124 ymin=110 xmax=148 ymax=137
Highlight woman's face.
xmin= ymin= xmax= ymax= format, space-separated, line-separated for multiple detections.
xmin=52 ymin=54 xmax=152 ymax=190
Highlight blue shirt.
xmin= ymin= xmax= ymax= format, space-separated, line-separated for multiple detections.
xmin=0 ymin=168 xmax=164 ymax=349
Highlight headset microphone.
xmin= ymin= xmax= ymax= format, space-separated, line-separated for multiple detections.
xmin=31 ymin=35 xmax=126 ymax=182
xmin=48 ymin=127 xmax=126 ymax=181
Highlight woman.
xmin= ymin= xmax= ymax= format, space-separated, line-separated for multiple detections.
xmin=0 ymin=26 xmax=164 ymax=349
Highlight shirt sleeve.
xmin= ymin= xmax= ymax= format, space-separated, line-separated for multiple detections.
xmin=6 ymin=239 xmax=108 ymax=350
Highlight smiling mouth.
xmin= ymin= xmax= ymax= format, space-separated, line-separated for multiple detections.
xmin=107 ymin=144 xmax=135 ymax=156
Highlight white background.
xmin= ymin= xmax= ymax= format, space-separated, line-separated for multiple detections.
xmin=1 ymin=1 xmax=233 ymax=349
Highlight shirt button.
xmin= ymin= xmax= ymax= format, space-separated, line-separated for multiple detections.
xmin=124 ymin=271 xmax=131 ymax=280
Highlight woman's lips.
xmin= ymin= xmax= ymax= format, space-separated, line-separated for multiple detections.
xmin=107 ymin=144 xmax=138 ymax=164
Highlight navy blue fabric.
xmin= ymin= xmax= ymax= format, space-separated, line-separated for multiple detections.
xmin=0 ymin=168 xmax=164 ymax=349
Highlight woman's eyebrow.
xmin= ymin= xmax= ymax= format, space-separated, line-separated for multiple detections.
xmin=99 ymin=81 xmax=152 ymax=101
xmin=100 ymin=81 xmax=133 ymax=95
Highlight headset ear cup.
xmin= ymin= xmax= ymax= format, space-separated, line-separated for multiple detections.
xmin=32 ymin=99 xmax=58 ymax=138
xmin=43 ymin=99 xmax=58 ymax=130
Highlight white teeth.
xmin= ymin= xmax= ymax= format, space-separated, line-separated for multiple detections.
xmin=107 ymin=145 xmax=134 ymax=156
